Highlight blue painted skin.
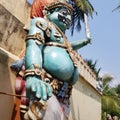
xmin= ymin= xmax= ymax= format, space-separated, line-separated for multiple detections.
xmin=25 ymin=6 xmax=90 ymax=101
xmin=43 ymin=46 xmax=74 ymax=81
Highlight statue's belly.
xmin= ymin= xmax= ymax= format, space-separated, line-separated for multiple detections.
xmin=43 ymin=46 xmax=74 ymax=81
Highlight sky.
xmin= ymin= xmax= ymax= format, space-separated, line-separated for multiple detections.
xmin=28 ymin=0 xmax=120 ymax=86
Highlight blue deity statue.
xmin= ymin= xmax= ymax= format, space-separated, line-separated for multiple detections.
xmin=11 ymin=0 xmax=91 ymax=119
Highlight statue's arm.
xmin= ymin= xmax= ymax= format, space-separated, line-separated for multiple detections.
xmin=25 ymin=18 xmax=52 ymax=101
xmin=25 ymin=18 xmax=44 ymax=75
xmin=70 ymin=37 xmax=92 ymax=50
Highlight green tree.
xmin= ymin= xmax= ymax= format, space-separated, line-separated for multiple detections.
xmin=102 ymin=75 xmax=120 ymax=119
xmin=115 ymin=84 xmax=120 ymax=97
xmin=102 ymin=75 xmax=113 ymax=95
xmin=85 ymin=59 xmax=101 ymax=78
xmin=69 ymin=0 xmax=96 ymax=35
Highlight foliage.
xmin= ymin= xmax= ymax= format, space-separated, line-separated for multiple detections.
xmin=102 ymin=75 xmax=120 ymax=119
xmin=105 ymin=88 xmax=116 ymax=96
xmin=69 ymin=0 xmax=96 ymax=35
xmin=115 ymin=84 xmax=120 ymax=97
xmin=102 ymin=75 xmax=113 ymax=95
xmin=84 ymin=59 xmax=101 ymax=78
xmin=73 ymin=0 xmax=95 ymax=16
xmin=102 ymin=96 xmax=120 ymax=117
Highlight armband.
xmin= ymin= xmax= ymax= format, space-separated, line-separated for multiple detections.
xmin=25 ymin=33 xmax=45 ymax=45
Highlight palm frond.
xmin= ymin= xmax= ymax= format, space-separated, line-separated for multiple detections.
xmin=112 ymin=5 xmax=120 ymax=12
xmin=69 ymin=0 xmax=96 ymax=35
xmin=74 ymin=0 xmax=95 ymax=17
xmin=84 ymin=59 xmax=101 ymax=78
xmin=102 ymin=75 xmax=113 ymax=88
xmin=75 ymin=0 xmax=85 ymax=12
xmin=84 ymin=0 xmax=95 ymax=17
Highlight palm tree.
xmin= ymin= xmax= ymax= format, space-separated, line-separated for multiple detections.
xmin=69 ymin=0 xmax=96 ymax=36
xmin=84 ymin=59 xmax=101 ymax=78
xmin=102 ymin=75 xmax=120 ymax=119
xmin=102 ymin=75 xmax=113 ymax=95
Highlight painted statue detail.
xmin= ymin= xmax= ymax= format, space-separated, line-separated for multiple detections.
xmin=11 ymin=0 xmax=91 ymax=119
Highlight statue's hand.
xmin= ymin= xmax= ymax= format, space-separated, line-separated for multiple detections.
xmin=26 ymin=76 xmax=52 ymax=101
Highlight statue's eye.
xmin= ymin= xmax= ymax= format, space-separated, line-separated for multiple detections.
xmin=61 ymin=10 xmax=67 ymax=15
xmin=60 ymin=8 xmax=70 ymax=15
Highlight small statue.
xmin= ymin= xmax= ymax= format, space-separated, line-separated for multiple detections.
xmin=11 ymin=0 xmax=91 ymax=119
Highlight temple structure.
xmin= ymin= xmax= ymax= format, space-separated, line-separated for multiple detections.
xmin=0 ymin=0 xmax=101 ymax=120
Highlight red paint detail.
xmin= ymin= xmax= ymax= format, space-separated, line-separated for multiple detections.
xmin=15 ymin=76 xmax=25 ymax=94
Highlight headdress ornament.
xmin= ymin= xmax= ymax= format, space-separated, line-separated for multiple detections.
xmin=30 ymin=0 xmax=73 ymax=18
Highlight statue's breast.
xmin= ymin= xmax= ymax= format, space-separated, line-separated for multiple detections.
xmin=43 ymin=46 xmax=74 ymax=81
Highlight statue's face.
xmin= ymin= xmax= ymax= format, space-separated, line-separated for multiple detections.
xmin=47 ymin=7 xmax=72 ymax=31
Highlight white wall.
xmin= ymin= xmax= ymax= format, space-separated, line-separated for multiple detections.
xmin=69 ymin=76 xmax=101 ymax=120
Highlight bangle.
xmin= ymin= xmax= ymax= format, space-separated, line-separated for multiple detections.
xmin=24 ymin=64 xmax=42 ymax=77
